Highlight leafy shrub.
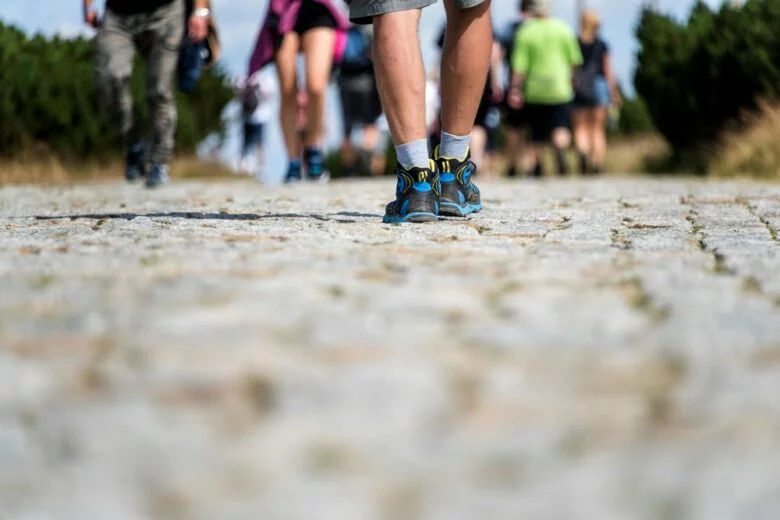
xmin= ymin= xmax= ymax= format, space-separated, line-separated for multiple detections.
xmin=0 ymin=21 xmax=232 ymax=160
xmin=634 ymin=0 xmax=780 ymax=169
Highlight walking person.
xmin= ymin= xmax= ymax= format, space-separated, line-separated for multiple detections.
xmin=347 ymin=0 xmax=492 ymax=223
xmin=249 ymin=0 xmax=349 ymax=183
xmin=236 ymin=71 xmax=276 ymax=177
xmin=337 ymin=26 xmax=385 ymax=177
xmin=86 ymin=0 xmax=209 ymax=188
xmin=572 ymin=10 xmax=621 ymax=175
xmin=498 ymin=0 xmax=529 ymax=178
xmin=508 ymin=0 xmax=582 ymax=178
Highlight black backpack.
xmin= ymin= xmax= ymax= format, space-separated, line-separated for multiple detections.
xmin=575 ymin=39 xmax=603 ymax=105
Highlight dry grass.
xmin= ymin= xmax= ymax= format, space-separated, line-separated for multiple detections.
xmin=711 ymin=102 xmax=780 ymax=180
xmin=0 ymin=154 xmax=237 ymax=185
xmin=604 ymin=135 xmax=670 ymax=175
xmin=482 ymin=134 xmax=670 ymax=178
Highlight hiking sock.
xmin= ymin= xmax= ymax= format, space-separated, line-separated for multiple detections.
xmin=554 ymin=147 xmax=568 ymax=176
xmin=440 ymin=131 xmax=470 ymax=160
xmin=395 ymin=139 xmax=430 ymax=170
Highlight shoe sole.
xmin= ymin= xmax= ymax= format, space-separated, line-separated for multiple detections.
xmin=439 ymin=202 xmax=483 ymax=217
xmin=383 ymin=212 xmax=439 ymax=224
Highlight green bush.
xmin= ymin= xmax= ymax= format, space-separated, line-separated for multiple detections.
xmin=0 ymin=21 xmax=232 ymax=160
xmin=616 ymin=96 xmax=655 ymax=136
xmin=634 ymin=0 xmax=780 ymax=169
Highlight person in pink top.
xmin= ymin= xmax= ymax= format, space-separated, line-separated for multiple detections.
xmin=250 ymin=0 xmax=348 ymax=182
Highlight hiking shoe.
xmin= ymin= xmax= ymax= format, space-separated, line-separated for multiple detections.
xmin=145 ymin=163 xmax=169 ymax=189
xmin=435 ymin=149 xmax=482 ymax=217
xmin=284 ymin=160 xmax=303 ymax=183
xmin=304 ymin=147 xmax=328 ymax=182
xmin=383 ymin=161 xmax=440 ymax=224
xmin=125 ymin=142 xmax=146 ymax=182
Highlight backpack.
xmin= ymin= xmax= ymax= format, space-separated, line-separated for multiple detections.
xmin=575 ymin=39 xmax=603 ymax=105
xmin=340 ymin=27 xmax=372 ymax=73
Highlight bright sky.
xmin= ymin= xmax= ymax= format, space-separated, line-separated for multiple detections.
xmin=1 ymin=0 xmax=724 ymax=181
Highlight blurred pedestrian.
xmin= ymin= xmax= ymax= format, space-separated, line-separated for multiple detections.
xmin=508 ymin=0 xmax=582 ymax=177
xmin=236 ymin=71 xmax=276 ymax=176
xmin=87 ymin=0 xmax=209 ymax=188
xmin=499 ymin=0 xmax=530 ymax=178
xmin=178 ymin=0 xmax=220 ymax=92
xmin=337 ymin=26 xmax=385 ymax=177
xmin=572 ymin=10 xmax=621 ymax=175
xmin=249 ymin=0 xmax=349 ymax=183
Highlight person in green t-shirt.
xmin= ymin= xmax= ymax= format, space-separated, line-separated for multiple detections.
xmin=507 ymin=0 xmax=582 ymax=177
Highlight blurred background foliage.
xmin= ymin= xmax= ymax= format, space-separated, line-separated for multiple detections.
xmin=0 ymin=21 xmax=232 ymax=160
xmin=635 ymin=0 xmax=780 ymax=173
xmin=5 ymin=0 xmax=780 ymax=178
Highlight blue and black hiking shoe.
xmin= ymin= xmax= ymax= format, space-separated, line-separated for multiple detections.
xmin=304 ymin=147 xmax=328 ymax=182
xmin=145 ymin=163 xmax=170 ymax=189
xmin=383 ymin=161 xmax=440 ymax=224
xmin=125 ymin=141 xmax=146 ymax=182
xmin=284 ymin=160 xmax=303 ymax=183
xmin=435 ymin=149 xmax=482 ymax=217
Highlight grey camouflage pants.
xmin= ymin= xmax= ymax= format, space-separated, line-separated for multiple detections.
xmin=95 ymin=0 xmax=184 ymax=164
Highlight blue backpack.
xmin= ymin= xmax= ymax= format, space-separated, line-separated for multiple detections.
xmin=341 ymin=27 xmax=372 ymax=72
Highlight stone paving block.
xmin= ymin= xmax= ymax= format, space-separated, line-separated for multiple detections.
xmin=1 ymin=178 xmax=780 ymax=520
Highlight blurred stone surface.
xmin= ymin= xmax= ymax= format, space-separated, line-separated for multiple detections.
xmin=1 ymin=178 xmax=779 ymax=519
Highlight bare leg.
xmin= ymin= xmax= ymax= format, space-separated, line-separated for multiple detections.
xmin=552 ymin=127 xmax=572 ymax=176
xmin=363 ymin=124 xmax=380 ymax=151
xmin=362 ymin=124 xmax=386 ymax=176
xmin=572 ymin=110 xmax=591 ymax=155
xmin=301 ymin=27 xmax=335 ymax=148
xmin=275 ymin=32 xmax=301 ymax=160
xmin=372 ymin=10 xmax=426 ymax=144
xmin=440 ymin=0 xmax=493 ymax=137
xmin=572 ymin=109 xmax=590 ymax=174
xmin=591 ymin=107 xmax=608 ymax=170
xmin=504 ymin=128 xmax=522 ymax=174
xmin=470 ymin=125 xmax=487 ymax=169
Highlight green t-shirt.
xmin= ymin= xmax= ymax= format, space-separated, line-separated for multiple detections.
xmin=511 ymin=18 xmax=583 ymax=105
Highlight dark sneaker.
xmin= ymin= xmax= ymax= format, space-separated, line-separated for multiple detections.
xmin=125 ymin=142 xmax=146 ymax=182
xmin=435 ymin=149 xmax=482 ymax=217
xmin=284 ymin=160 xmax=303 ymax=183
xmin=304 ymin=147 xmax=326 ymax=181
xmin=383 ymin=162 xmax=440 ymax=224
xmin=145 ymin=163 xmax=169 ymax=189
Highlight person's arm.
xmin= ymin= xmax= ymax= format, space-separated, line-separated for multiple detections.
xmin=508 ymin=29 xmax=528 ymax=109
xmin=489 ymin=41 xmax=504 ymax=103
xmin=602 ymin=48 xmax=622 ymax=106
xmin=83 ymin=0 xmax=99 ymax=28
xmin=567 ymin=30 xmax=584 ymax=87
xmin=188 ymin=0 xmax=210 ymax=42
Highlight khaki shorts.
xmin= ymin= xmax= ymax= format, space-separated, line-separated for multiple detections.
xmin=347 ymin=0 xmax=487 ymax=24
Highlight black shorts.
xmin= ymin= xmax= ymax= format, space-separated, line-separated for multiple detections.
xmin=242 ymin=122 xmax=264 ymax=153
xmin=294 ymin=0 xmax=337 ymax=35
xmin=338 ymin=73 xmax=382 ymax=138
xmin=525 ymin=103 xmax=571 ymax=143
xmin=503 ymin=106 xmax=526 ymax=130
